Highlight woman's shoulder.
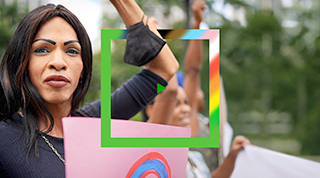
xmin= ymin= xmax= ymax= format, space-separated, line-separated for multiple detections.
xmin=0 ymin=119 xmax=15 ymax=134
xmin=73 ymin=99 xmax=101 ymax=117
xmin=0 ymin=113 xmax=23 ymax=143
xmin=0 ymin=114 xmax=25 ymax=167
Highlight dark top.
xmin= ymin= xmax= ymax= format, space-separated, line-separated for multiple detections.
xmin=75 ymin=69 xmax=166 ymax=119
xmin=0 ymin=69 xmax=167 ymax=178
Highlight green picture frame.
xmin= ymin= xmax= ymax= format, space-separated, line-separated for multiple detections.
xmin=101 ymin=29 xmax=219 ymax=147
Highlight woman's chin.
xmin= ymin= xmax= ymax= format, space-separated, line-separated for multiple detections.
xmin=43 ymin=96 xmax=72 ymax=106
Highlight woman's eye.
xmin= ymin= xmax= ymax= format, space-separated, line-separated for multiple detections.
xmin=66 ymin=48 xmax=80 ymax=55
xmin=34 ymin=47 xmax=49 ymax=53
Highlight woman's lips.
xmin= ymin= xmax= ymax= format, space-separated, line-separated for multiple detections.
xmin=180 ymin=117 xmax=191 ymax=126
xmin=44 ymin=75 xmax=69 ymax=88
xmin=46 ymin=81 xmax=68 ymax=87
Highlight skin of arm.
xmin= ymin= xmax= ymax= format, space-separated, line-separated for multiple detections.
xmin=110 ymin=0 xmax=179 ymax=82
xmin=183 ymin=0 xmax=206 ymax=137
xmin=211 ymin=136 xmax=251 ymax=178
xmin=147 ymin=14 xmax=200 ymax=136
xmin=147 ymin=74 xmax=178 ymax=125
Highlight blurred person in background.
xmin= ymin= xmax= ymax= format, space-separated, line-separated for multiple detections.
xmin=145 ymin=0 xmax=226 ymax=172
xmin=143 ymin=74 xmax=250 ymax=177
xmin=144 ymin=2 xmax=250 ymax=176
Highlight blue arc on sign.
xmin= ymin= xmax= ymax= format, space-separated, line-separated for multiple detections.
xmin=130 ymin=159 xmax=168 ymax=178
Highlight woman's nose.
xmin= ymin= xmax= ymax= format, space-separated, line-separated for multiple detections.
xmin=181 ymin=103 xmax=191 ymax=114
xmin=48 ymin=50 xmax=67 ymax=71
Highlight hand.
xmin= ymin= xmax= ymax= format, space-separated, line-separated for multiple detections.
xmin=228 ymin=135 xmax=251 ymax=158
xmin=211 ymin=136 xmax=250 ymax=178
xmin=192 ymin=0 xmax=206 ymax=25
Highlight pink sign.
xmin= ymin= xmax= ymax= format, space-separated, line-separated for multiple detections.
xmin=63 ymin=118 xmax=190 ymax=178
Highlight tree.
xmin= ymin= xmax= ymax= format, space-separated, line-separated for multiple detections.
xmin=220 ymin=0 xmax=320 ymax=155
xmin=0 ymin=0 xmax=28 ymax=58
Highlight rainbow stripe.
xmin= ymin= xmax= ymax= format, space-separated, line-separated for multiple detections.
xmin=208 ymin=31 xmax=220 ymax=137
xmin=126 ymin=152 xmax=171 ymax=178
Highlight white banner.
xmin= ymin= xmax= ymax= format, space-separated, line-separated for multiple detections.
xmin=231 ymin=145 xmax=320 ymax=178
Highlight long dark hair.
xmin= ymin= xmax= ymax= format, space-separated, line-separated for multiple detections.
xmin=0 ymin=4 xmax=92 ymax=158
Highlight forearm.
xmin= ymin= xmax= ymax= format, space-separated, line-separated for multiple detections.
xmin=184 ymin=11 xmax=203 ymax=105
xmin=184 ymin=28 xmax=203 ymax=135
xmin=144 ymin=22 xmax=179 ymax=82
xmin=211 ymin=154 xmax=237 ymax=178
xmin=185 ymin=39 xmax=203 ymax=74
xmin=110 ymin=0 xmax=179 ymax=82
xmin=148 ymin=75 xmax=178 ymax=124
xmin=211 ymin=135 xmax=250 ymax=178
xmin=193 ymin=20 xmax=201 ymax=29
xmin=110 ymin=0 xmax=144 ymax=27
xmin=189 ymin=106 xmax=199 ymax=137
xmin=186 ymin=0 xmax=204 ymax=78
xmin=184 ymin=39 xmax=203 ymax=107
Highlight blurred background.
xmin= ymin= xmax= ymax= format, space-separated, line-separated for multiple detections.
xmin=1 ymin=0 xmax=320 ymax=161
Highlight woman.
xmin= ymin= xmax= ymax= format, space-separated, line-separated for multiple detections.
xmin=0 ymin=1 xmax=178 ymax=177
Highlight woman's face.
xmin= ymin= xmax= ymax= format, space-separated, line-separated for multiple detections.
xmin=170 ymin=87 xmax=191 ymax=127
xmin=28 ymin=17 xmax=83 ymax=107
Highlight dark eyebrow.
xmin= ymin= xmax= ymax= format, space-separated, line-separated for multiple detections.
xmin=32 ymin=38 xmax=56 ymax=45
xmin=64 ymin=40 xmax=80 ymax=46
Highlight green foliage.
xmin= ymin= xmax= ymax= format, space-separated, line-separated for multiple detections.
xmin=83 ymin=52 xmax=101 ymax=105
xmin=301 ymin=102 xmax=320 ymax=154
xmin=220 ymin=0 xmax=320 ymax=155
xmin=0 ymin=0 xmax=28 ymax=58
xmin=225 ymin=0 xmax=252 ymax=8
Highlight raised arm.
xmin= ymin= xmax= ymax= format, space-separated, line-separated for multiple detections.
xmin=147 ymin=74 xmax=178 ymax=124
xmin=143 ymin=17 xmax=177 ymax=125
xmin=183 ymin=0 xmax=206 ymax=137
xmin=110 ymin=0 xmax=179 ymax=82
xmin=78 ymin=1 xmax=178 ymax=119
xmin=211 ymin=136 xmax=250 ymax=178
xmin=183 ymin=0 xmax=205 ymax=108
